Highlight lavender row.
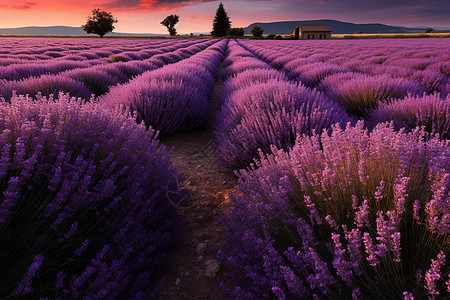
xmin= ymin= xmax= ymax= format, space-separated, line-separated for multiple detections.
xmin=236 ymin=39 xmax=450 ymax=137
xmin=0 ymin=93 xmax=185 ymax=298
xmin=0 ymin=39 xmax=219 ymax=100
xmin=0 ymin=38 xmax=209 ymax=82
xmin=0 ymin=38 xmax=201 ymax=64
xmin=220 ymin=121 xmax=450 ymax=299
xmin=238 ymin=40 xmax=432 ymax=116
xmin=239 ymin=39 xmax=449 ymax=96
xmin=100 ymin=40 xmax=228 ymax=135
xmin=215 ymin=40 xmax=353 ymax=170
xmin=241 ymin=39 xmax=449 ymax=77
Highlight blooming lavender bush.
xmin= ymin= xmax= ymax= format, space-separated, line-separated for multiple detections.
xmin=97 ymin=64 xmax=129 ymax=83
xmin=318 ymin=73 xmax=424 ymax=117
xmin=63 ymin=68 xmax=121 ymax=96
xmin=0 ymin=93 xmax=184 ymax=298
xmin=221 ymin=58 xmax=272 ymax=80
xmin=215 ymin=81 xmax=353 ymax=170
xmin=219 ymin=69 xmax=289 ymax=102
xmin=371 ymin=66 xmax=448 ymax=96
xmin=368 ymin=93 xmax=450 ymax=139
xmin=102 ymin=79 xmax=210 ymax=135
xmin=0 ymin=74 xmax=92 ymax=101
xmin=101 ymin=40 xmax=226 ymax=135
xmin=288 ymin=62 xmax=350 ymax=88
xmin=220 ymin=122 xmax=449 ymax=299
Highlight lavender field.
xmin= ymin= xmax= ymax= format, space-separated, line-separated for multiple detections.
xmin=0 ymin=37 xmax=449 ymax=299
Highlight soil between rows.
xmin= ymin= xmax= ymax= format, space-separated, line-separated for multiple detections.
xmin=157 ymin=66 xmax=239 ymax=299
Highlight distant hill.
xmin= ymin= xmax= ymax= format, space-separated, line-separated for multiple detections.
xmin=243 ymin=20 xmax=441 ymax=35
xmin=0 ymin=26 xmax=163 ymax=36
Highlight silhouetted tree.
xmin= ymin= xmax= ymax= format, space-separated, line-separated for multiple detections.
xmin=161 ymin=15 xmax=179 ymax=36
xmin=251 ymin=26 xmax=264 ymax=37
xmin=425 ymin=27 xmax=434 ymax=33
xmin=227 ymin=28 xmax=244 ymax=37
xmin=211 ymin=3 xmax=231 ymax=37
xmin=82 ymin=8 xmax=117 ymax=38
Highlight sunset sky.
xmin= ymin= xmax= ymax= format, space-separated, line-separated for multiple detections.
xmin=0 ymin=0 xmax=449 ymax=34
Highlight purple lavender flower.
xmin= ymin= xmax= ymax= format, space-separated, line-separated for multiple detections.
xmin=215 ymin=80 xmax=353 ymax=169
xmin=403 ymin=291 xmax=414 ymax=299
xmin=0 ymin=93 xmax=184 ymax=298
xmin=0 ymin=74 xmax=93 ymax=100
xmin=101 ymin=40 xmax=227 ymax=135
xmin=14 ymin=254 xmax=45 ymax=295
xmin=368 ymin=93 xmax=450 ymax=139
xmin=318 ymin=72 xmax=424 ymax=117
xmin=220 ymin=121 xmax=449 ymax=298
xmin=425 ymin=251 xmax=446 ymax=296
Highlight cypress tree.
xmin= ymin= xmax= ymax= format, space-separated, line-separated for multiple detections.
xmin=211 ymin=3 xmax=231 ymax=37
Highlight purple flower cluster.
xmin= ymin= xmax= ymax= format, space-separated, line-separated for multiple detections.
xmin=215 ymin=40 xmax=353 ymax=170
xmin=317 ymin=72 xmax=424 ymax=116
xmin=0 ymin=75 xmax=93 ymax=100
xmin=0 ymin=60 xmax=92 ymax=81
xmin=368 ymin=93 xmax=450 ymax=139
xmin=0 ymin=93 xmax=184 ymax=298
xmin=101 ymin=40 xmax=228 ymax=135
xmin=220 ymin=121 xmax=449 ymax=299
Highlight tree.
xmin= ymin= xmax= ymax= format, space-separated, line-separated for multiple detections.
xmin=227 ymin=28 xmax=244 ymax=37
xmin=211 ymin=3 xmax=231 ymax=37
xmin=425 ymin=27 xmax=434 ymax=33
xmin=82 ymin=8 xmax=117 ymax=38
xmin=161 ymin=15 xmax=179 ymax=36
xmin=251 ymin=26 xmax=264 ymax=38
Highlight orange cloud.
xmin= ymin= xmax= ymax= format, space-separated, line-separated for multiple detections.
xmin=0 ymin=1 xmax=36 ymax=10
xmin=188 ymin=12 xmax=211 ymax=21
xmin=0 ymin=0 xmax=216 ymax=14
xmin=97 ymin=0 xmax=216 ymax=13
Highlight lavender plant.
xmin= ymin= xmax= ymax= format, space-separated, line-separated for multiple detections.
xmin=288 ymin=62 xmax=350 ymax=88
xmin=220 ymin=121 xmax=449 ymax=299
xmin=318 ymin=73 xmax=424 ymax=117
xmin=222 ymin=58 xmax=272 ymax=79
xmin=63 ymin=68 xmax=121 ymax=96
xmin=0 ymin=75 xmax=92 ymax=101
xmin=219 ymin=69 xmax=289 ymax=104
xmin=0 ymin=93 xmax=184 ymax=298
xmin=368 ymin=93 xmax=450 ymax=140
xmin=0 ymin=60 xmax=92 ymax=81
xmin=215 ymin=81 xmax=353 ymax=170
xmin=101 ymin=40 xmax=227 ymax=135
xmin=102 ymin=78 xmax=210 ymax=135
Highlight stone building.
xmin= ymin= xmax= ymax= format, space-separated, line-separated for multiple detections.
xmin=292 ymin=25 xmax=332 ymax=39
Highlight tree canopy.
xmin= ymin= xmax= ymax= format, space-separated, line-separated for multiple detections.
xmin=161 ymin=15 xmax=179 ymax=36
xmin=82 ymin=8 xmax=118 ymax=38
xmin=251 ymin=26 xmax=264 ymax=37
xmin=211 ymin=3 xmax=231 ymax=37
xmin=227 ymin=28 xmax=244 ymax=37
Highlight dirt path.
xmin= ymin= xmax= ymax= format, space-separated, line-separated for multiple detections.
xmin=157 ymin=71 xmax=238 ymax=299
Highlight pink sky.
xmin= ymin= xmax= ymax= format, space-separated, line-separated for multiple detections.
xmin=0 ymin=0 xmax=448 ymax=34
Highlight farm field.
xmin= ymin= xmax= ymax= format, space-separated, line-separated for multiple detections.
xmin=0 ymin=37 xmax=449 ymax=299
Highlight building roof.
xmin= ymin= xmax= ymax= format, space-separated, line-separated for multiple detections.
xmin=295 ymin=25 xmax=332 ymax=32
